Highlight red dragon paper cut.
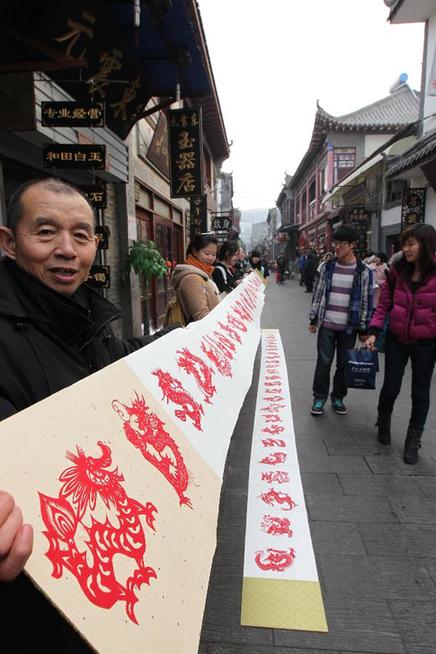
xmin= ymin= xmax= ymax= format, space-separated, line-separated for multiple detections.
xmin=152 ymin=369 xmax=204 ymax=430
xmin=255 ymin=547 xmax=296 ymax=572
xmin=226 ymin=312 xmax=247 ymax=333
xmin=112 ymin=393 xmax=192 ymax=508
xmin=259 ymin=488 xmax=297 ymax=510
xmin=39 ymin=441 xmax=157 ymax=623
xmin=176 ymin=347 xmax=216 ymax=405
xmin=201 ymin=336 xmax=233 ymax=378
xmin=262 ymin=424 xmax=285 ymax=435
xmin=261 ymin=515 xmax=293 ymax=537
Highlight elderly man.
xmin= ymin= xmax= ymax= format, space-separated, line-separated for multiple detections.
xmin=0 ymin=177 xmax=171 ymax=651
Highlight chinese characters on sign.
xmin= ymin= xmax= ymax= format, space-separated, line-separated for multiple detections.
xmin=41 ymin=102 xmax=105 ymax=127
xmin=47 ymin=4 xmax=151 ymax=139
xmin=168 ymin=108 xmax=203 ymax=198
xmin=147 ymin=113 xmax=170 ymax=178
xmin=43 ymin=144 xmax=106 ymax=170
xmin=189 ymin=196 xmax=208 ymax=238
xmin=95 ymin=226 xmax=110 ymax=250
xmin=401 ymin=188 xmax=426 ymax=230
xmin=87 ymin=264 xmax=110 ymax=288
xmin=78 ymin=183 xmax=107 ymax=210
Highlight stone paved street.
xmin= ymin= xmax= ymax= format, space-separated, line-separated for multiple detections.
xmin=199 ymin=276 xmax=436 ymax=654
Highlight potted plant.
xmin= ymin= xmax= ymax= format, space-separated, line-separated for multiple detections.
xmin=125 ymin=239 xmax=168 ymax=334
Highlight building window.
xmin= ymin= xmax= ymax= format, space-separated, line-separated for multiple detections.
xmin=334 ymin=148 xmax=355 ymax=184
xmin=385 ymin=178 xmax=408 ymax=207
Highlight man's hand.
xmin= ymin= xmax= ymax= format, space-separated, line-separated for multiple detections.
xmin=308 ymin=325 xmax=317 ymax=334
xmin=0 ymin=491 xmax=33 ymax=582
xmin=365 ymin=335 xmax=377 ymax=351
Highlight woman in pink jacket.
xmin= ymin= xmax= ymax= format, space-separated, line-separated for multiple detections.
xmin=366 ymin=223 xmax=436 ymax=464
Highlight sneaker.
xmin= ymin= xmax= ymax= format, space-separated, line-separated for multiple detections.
xmin=311 ymin=399 xmax=325 ymax=416
xmin=332 ymin=398 xmax=347 ymax=415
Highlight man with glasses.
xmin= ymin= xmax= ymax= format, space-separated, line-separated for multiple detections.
xmin=308 ymin=225 xmax=373 ymax=416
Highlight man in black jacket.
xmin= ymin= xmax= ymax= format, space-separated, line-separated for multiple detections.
xmin=0 ymin=177 xmax=172 ymax=651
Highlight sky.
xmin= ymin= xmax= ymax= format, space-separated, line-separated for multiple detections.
xmin=198 ymin=0 xmax=425 ymax=213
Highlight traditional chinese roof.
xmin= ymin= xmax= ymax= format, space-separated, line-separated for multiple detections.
xmin=291 ymin=84 xmax=419 ymax=188
xmin=386 ymin=129 xmax=436 ymax=177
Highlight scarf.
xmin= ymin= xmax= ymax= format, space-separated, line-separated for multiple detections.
xmin=185 ymin=254 xmax=214 ymax=277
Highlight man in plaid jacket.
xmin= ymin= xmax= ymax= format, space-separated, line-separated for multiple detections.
xmin=308 ymin=225 xmax=373 ymax=416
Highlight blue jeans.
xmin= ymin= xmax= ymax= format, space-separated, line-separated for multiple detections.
xmin=378 ymin=333 xmax=435 ymax=430
xmin=312 ymin=327 xmax=356 ymax=401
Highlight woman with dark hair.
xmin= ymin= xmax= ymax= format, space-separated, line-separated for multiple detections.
xmin=249 ymin=250 xmax=270 ymax=279
xmin=212 ymin=240 xmax=240 ymax=295
xmin=170 ymin=233 xmax=220 ymax=324
xmin=366 ymin=223 xmax=436 ymax=464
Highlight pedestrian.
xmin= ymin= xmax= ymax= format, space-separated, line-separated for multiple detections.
xmin=366 ymin=223 xmax=436 ymax=464
xmin=372 ymin=252 xmax=389 ymax=308
xmin=0 ymin=177 xmax=175 ymax=652
xmin=298 ymin=250 xmax=307 ymax=286
xmin=249 ymin=249 xmax=270 ymax=279
xmin=308 ymin=225 xmax=374 ymax=416
xmin=276 ymin=255 xmax=287 ymax=284
xmin=171 ymin=232 xmax=220 ymax=323
xmin=304 ymin=250 xmax=319 ymax=293
xmin=212 ymin=240 xmax=240 ymax=296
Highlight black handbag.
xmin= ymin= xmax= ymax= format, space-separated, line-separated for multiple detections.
xmin=345 ymin=348 xmax=379 ymax=390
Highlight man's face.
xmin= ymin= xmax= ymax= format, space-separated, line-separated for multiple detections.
xmin=333 ymin=240 xmax=355 ymax=259
xmin=1 ymin=185 xmax=98 ymax=295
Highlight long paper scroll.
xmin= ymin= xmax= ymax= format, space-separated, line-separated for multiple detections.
xmin=241 ymin=329 xmax=328 ymax=632
xmin=0 ymin=273 xmax=265 ymax=653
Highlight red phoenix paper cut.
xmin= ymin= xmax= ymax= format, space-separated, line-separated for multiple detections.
xmin=39 ymin=441 xmax=157 ymax=623
xmin=259 ymin=488 xmax=297 ymax=510
xmin=176 ymin=347 xmax=216 ymax=405
xmin=261 ymin=515 xmax=293 ymax=537
xmin=152 ymin=369 xmax=204 ymax=430
xmin=255 ymin=547 xmax=296 ymax=572
xmin=112 ymin=393 xmax=192 ymax=508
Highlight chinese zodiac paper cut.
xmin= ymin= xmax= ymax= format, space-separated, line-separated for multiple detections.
xmin=255 ymin=547 xmax=296 ymax=572
xmin=39 ymin=441 xmax=157 ymax=623
xmin=152 ymin=368 xmax=204 ymax=430
xmin=112 ymin=392 xmax=192 ymax=508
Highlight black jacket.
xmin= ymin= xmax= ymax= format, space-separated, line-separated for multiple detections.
xmin=0 ymin=258 xmax=171 ymax=652
xmin=212 ymin=261 xmax=236 ymax=294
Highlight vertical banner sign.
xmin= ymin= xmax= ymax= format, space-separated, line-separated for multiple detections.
xmin=189 ymin=195 xmax=208 ymax=238
xmin=401 ymin=188 xmax=426 ymax=230
xmin=168 ymin=107 xmax=203 ymax=198
xmin=241 ymin=330 xmax=328 ymax=632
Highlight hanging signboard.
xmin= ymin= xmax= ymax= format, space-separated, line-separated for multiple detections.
xmin=401 ymin=187 xmax=426 ymax=230
xmin=211 ymin=215 xmax=232 ymax=233
xmin=41 ymin=102 xmax=105 ymax=127
xmin=95 ymin=226 xmax=110 ymax=250
xmin=88 ymin=264 xmax=111 ymax=288
xmin=147 ymin=113 xmax=170 ymax=178
xmin=78 ymin=182 xmax=107 ymax=210
xmin=45 ymin=1 xmax=152 ymax=139
xmin=168 ymin=107 xmax=203 ymax=198
xmin=189 ymin=195 xmax=208 ymax=238
xmin=43 ymin=144 xmax=106 ymax=170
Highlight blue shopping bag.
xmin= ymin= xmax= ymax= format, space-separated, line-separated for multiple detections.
xmin=345 ymin=348 xmax=379 ymax=390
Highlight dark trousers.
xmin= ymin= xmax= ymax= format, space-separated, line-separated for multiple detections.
xmin=378 ymin=334 xmax=435 ymax=430
xmin=312 ymin=327 xmax=356 ymax=400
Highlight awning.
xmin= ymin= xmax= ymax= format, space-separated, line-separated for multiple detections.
xmin=0 ymin=0 xmax=212 ymax=139
xmin=277 ymin=223 xmax=299 ymax=233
